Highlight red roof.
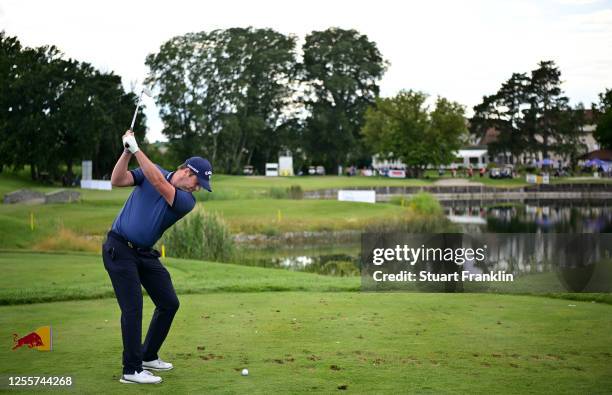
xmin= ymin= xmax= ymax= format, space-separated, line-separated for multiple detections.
xmin=479 ymin=128 xmax=500 ymax=145
xmin=578 ymin=149 xmax=612 ymax=161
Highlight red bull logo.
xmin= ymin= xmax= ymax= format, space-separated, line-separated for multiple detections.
xmin=12 ymin=326 xmax=52 ymax=351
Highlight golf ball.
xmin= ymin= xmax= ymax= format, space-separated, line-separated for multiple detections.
xmin=241 ymin=368 xmax=249 ymax=376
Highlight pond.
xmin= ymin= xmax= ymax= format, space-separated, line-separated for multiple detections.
xmin=232 ymin=200 xmax=612 ymax=275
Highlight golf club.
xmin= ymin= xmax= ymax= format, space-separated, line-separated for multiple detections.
xmin=129 ymin=87 xmax=152 ymax=131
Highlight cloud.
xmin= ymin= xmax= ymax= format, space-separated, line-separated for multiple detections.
xmin=556 ymin=0 xmax=603 ymax=5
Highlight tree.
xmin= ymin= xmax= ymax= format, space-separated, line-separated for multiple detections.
xmin=301 ymin=28 xmax=386 ymax=172
xmin=0 ymin=31 xmax=146 ymax=180
xmin=555 ymin=103 xmax=586 ymax=166
xmin=523 ymin=61 xmax=571 ymax=159
xmin=0 ymin=32 xmax=23 ymax=172
xmin=470 ymin=61 xmax=585 ymax=163
xmin=470 ymin=73 xmax=530 ymax=164
xmin=593 ymin=89 xmax=612 ymax=149
xmin=146 ymin=27 xmax=298 ymax=173
xmin=362 ymin=90 xmax=467 ymax=178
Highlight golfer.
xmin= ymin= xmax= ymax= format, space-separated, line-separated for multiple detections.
xmin=102 ymin=130 xmax=212 ymax=384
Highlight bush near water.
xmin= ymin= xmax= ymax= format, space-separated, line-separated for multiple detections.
xmin=161 ymin=209 xmax=235 ymax=262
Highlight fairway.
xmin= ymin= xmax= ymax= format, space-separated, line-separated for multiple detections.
xmin=3 ymin=293 xmax=612 ymax=394
xmin=0 ymin=200 xmax=414 ymax=251
xmin=1 ymin=252 xmax=612 ymax=393
xmin=0 ymin=252 xmax=358 ymax=305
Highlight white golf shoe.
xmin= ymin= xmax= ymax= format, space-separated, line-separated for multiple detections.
xmin=142 ymin=358 xmax=174 ymax=371
xmin=119 ymin=369 xmax=162 ymax=384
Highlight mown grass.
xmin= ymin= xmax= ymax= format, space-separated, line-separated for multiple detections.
xmin=202 ymin=199 xmax=414 ymax=234
xmin=3 ymin=169 xmax=612 ymax=203
xmin=2 ymin=292 xmax=612 ymax=393
xmin=0 ymin=203 xmax=117 ymax=250
xmin=0 ymin=251 xmax=359 ymax=305
xmin=3 ymin=251 xmax=611 ymax=306
xmin=0 ymin=199 xmax=424 ymax=250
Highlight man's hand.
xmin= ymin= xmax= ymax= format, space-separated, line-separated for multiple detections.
xmin=122 ymin=130 xmax=140 ymax=154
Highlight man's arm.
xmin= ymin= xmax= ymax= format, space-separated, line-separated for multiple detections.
xmin=122 ymin=130 xmax=176 ymax=205
xmin=110 ymin=150 xmax=135 ymax=187
xmin=133 ymin=150 xmax=176 ymax=206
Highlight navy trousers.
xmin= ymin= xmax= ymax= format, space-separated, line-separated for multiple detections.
xmin=102 ymin=232 xmax=180 ymax=374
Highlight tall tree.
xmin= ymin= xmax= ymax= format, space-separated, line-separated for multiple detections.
xmin=593 ymin=88 xmax=612 ymax=149
xmin=470 ymin=73 xmax=530 ymax=164
xmin=146 ymin=27 xmax=298 ymax=173
xmin=362 ymin=90 xmax=466 ymax=178
xmin=523 ymin=61 xmax=572 ymax=159
xmin=470 ymin=61 xmax=584 ymax=163
xmin=555 ymin=103 xmax=586 ymax=166
xmin=301 ymin=28 xmax=386 ymax=172
xmin=0 ymin=32 xmax=23 ymax=173
xmin=0 ymin=32 xmax=146 ymax=179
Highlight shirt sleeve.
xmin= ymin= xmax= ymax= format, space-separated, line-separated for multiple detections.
xmin=172 ymin=188 xmax=196 ymax=214
xmin=129 ymin=167 xmax=145 ymax=186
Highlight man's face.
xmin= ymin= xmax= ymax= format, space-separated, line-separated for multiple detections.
xmin=174 ymin=168 xmax=200 ymax=192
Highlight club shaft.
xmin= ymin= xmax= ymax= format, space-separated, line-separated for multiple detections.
xmin=130 ymin=102 xmax=141 ymax=130
xmin=130 ymin=91 xmax=144 ymax=130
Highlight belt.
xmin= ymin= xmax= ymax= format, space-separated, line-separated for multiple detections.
xmin=107 ymin=231 xmax=149 ymax=251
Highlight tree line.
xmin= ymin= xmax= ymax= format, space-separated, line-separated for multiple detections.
xmin=144 ymin=27 xmax=387 ymax=174
xmin=469 ymin=61 xmax=611 ymax=166
xmin=0 ymin=31 xmax=146 ymax=180
xmin=2 ymin=28 xmax=611 ymax=180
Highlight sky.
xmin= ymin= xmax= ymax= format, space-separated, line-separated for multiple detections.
xmin=1 ymin=0 xmax=611 ymax=142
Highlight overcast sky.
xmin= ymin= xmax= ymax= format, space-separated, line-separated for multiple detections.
xmin=1 ymin=0 xmax=611 ymax=142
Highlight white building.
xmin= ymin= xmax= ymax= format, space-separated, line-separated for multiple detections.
xmin=371 ymin=148 xmax=489 ymax=172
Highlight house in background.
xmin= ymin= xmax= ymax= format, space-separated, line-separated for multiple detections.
xmin=474 ymin=110 xmax=599 ymax=165
xmin=371 ymin=111 xmax=600 ymax=172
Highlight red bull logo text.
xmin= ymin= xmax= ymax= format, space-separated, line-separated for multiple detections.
xmin=12 ymin=326 xmax=52 ymax=351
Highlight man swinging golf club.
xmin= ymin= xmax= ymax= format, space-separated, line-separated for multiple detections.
xmin=102 ymin=130 xmax=212 ymax=384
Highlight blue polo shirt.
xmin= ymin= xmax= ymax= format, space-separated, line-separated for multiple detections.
xmin=111 ymin=166 xmax=196 ymax=248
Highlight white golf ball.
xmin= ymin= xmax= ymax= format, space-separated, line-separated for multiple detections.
xmin=241 ymin=368 xmax=249 ymax=376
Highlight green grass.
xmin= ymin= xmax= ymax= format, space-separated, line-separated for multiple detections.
xmin=0 ymin=172 xmax=435 ymax=204
xmin=0 ymin=203 xmax=117 ymax=250
xmin=3 ymin=169 xmax=612 ymax=203
xmin=202 ymin=199 xmax=412 ymax=233
xmin=0 ymin=251 xmax=359 ymax=305
xmin=0 ymin=171 xmax=439 ymax=252
xmin=2 ymin=251 xmax=611 ymax=393
xmin=0 ymin=199 xmax=420 ymax=250
xmin=2 ymin=292 xmax=611 ymax=393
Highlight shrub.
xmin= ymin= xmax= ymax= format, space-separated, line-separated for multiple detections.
xmin=33 ymin=228 xmax=100 ymax=253
xmin=161 ymin=209 xmax=235 ymax=262
xmin=407 ymin=192 xmax=442 ymax=216
xmin=287 ymin=185 xmax=304 ymax=199
xmin=267 ymin=185 xmax=303 ymax=199
xmin=267 ymin=187 xmax=288 ymax=199
xmin=389 ymin=196 xmax=407 ymax=206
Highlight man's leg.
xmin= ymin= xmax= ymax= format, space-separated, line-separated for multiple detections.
xmin=139 ymin=252 xmax=180 ymax=362
xmin=102 ymin=239 xmax=144 ymax=375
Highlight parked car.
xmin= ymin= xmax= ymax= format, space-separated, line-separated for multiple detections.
xmin=500 ymin=167 xmax=513 ymax=178
xmin=490 ymin=167 xmax=513 ymax=179
xmin=242 ymin=165 xmax=254 ymax=175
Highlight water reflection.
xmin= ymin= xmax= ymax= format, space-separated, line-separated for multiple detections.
xmin=234 ymin=249 xmax=360 ymax=276
xmin=360 ymin=233 xmax=612 ymax=293
xmin=233 ymin=200 xmax=612 ymax=275
xmin=445 ymin=201 xmax=612 ymax=233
